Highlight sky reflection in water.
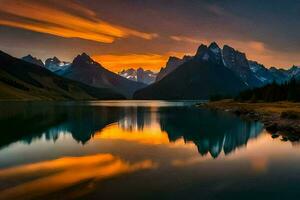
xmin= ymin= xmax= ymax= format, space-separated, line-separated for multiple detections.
xmin=0 ymin=101 xmax=299 ymax=200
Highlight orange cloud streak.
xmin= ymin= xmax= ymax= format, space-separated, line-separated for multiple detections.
xmin=0 ymin=0 xmax=158 ymax=43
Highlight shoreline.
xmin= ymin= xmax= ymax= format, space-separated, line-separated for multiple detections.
xmin=199 ymin=100 xmax=300 ymax=138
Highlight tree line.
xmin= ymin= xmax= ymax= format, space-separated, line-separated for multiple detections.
xmin=236 ymin=78 xmax=300 ymax=102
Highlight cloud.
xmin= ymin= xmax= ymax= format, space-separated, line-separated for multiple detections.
xmin=206 ymin=4 xmax=228 ymax=17
xmin=0 ymin=0 xmax=158 ymax=43
xmin=170 ymin=35 xmax=209 ymax=44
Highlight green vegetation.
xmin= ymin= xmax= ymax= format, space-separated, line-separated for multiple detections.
xmin=236 ymin=78 xmax=300 ymax=102
xmin=206 ymin=100 xmax=300 ymax=114
xmin=204 ymin=100 xmax=300 ymax=135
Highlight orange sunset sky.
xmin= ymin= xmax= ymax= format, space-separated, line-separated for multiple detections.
xmin=0 ymin=0 xmax=299 ymax=72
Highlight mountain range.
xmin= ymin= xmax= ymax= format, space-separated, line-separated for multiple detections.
xmin=45 ymin=56 xmax=71 ymax=75
xmin=1 ymin=41 xmax=299 ymax=100
xmin=22 ymin=55 xmax=44 ymax=67
xmin=20 ymin=53 xmax=146 ymax=98
xmin=0 ymin=51 xmax=124 ymax=100
xmin=134 ymin=42 xmax=300 ymax=99
xmin=118 ymin=68 xmax=157 ymax=84
xmin=22 ymin=54 xmax=71 ymax=75
xmin=61 ymin=53 xmax=146 ymax=98
xmin=134 ymin=43 xmax=248 ymax=99
xmin=156 ymin=56 xmax=192 ymax=82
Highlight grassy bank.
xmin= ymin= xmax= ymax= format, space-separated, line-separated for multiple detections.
xmin=201 ymin=99 xmax=300 ymax=136
xmin=205 ymin=100 xmax=300 ymax=114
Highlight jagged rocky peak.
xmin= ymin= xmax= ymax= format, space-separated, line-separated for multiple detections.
xmin=45 ymin=56 xmax=61 ymax=67
xmin=182 ymin=55 xmax=193 ymax=61
xmin=222 ymin=45 xmax=263 ymax=87
xmin=119 ymin=68 xmax=135 ymax=74
xmin=287 ymin=65 xmax=300 ymax=76
xmin=44 ymin=56 xmax=71 ymax=75
xmin=248 ymin=60 xmax=275 ymax=84
xmin=156 ymin=56 xmax=185 ymax=82
xmin=248 ymin=60 xmax=264 ymax=72
xmin=195 ymin=44 xmax=209 ymax=57
xmin=165 ymin=55 xmax=192 ymax=70
xmin=137 ymin=67 xmax=144 ymax=73
xmin=165 ymin=56 xmax=185 ymax=71
xmin=195 ymin=43 xmax=222 ymax=63
xmin=80 ymin=52 xmax=92 ymax=60
xmin=222 ymin=45 xmax=248 ymax=68
xmin=22 ymin=54 xmax=34 ymax=60
xmin=290 ymin=65 xmax=300 ymax=70
xmin=209 ymin=42 xmax=222 ymax=63
xmin=72 ymin=52 xmax=94 ymax=65
xmin=118 ymin=68 xmax=157 ymax=84
xmin=52 ymin=56 xmax=60 ymax=63
xmin=269 ymin=66 xmax=283 ymax=72
xmin=22 ymin=54 xmax=44 ymax=67
xmin=208 ymin=42 xmax=221 ymax=52
xmin=167 ymin=56 xmax=182 ymax=65
xmin=195 ymin=44 xmax=214 ymax=62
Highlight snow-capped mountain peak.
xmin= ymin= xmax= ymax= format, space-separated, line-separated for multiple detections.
xmin=45 ymin=56 xmax=71 ymax=75
xmin=118 ymin=68 xmax=157 ymax=85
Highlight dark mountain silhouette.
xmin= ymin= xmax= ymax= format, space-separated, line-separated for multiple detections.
xmin=287 ymin=65 xmax=300 ymax=79
xmin=0 ymin=50 xmax=125 ymax=100
xmin=0 ymin=102 xmax=123 ymax=148
xmin=22 ymin=54 xmax=44 ymax=67
xmin=0 ymin=103 xmax=262 ymax=158
xmin=248 ymin=60 xmax=276 ymax=84
xmin=222 ymin=45 xmax=263 ymax=87
xmin=111 ymin=106 xmax=263 ymax=158
xmin=134 ymin=42 xmax=300 ymax=99
xmin=134 ymin=43 xmax=248 ymax=99
xmin=269 ymin=67 xmax=290 ymax=83
xmin=158 ymin=108 xmax=263 ymax=158
xmin=62 ymin=53 xmax=146 ymax=98
xmin=154 ymin=42 xmax=299 ymax=89
xmin=156 ymin=55 xmax=192 ymax=81
xmin=155 ymin=42 xmax=265 ymax=87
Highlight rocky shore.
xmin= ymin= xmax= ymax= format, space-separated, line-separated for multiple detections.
xmin=200 ymin=100 xmax=300 ymax=139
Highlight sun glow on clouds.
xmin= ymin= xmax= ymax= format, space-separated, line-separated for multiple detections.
xmin=0 ymin=0 xmax=158 ymax=43
xmin=92 ymin=52 xmax=187 ymax=72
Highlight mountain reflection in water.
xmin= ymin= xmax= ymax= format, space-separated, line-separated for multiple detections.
xmin=0 ymin=101 xmax=263 ymax=158
xmin=4 ymin=101 xmax=300 ymax=200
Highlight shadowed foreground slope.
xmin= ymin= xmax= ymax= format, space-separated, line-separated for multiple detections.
xmin=0 ymin=51 xmax=125 ymax=100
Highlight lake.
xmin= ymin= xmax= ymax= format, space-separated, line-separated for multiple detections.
xmin=0 ymin=101 xmax=300 ymax=200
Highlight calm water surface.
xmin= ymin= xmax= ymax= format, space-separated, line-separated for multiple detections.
xmin=0 ymin=101 xmax=299 ymax=200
